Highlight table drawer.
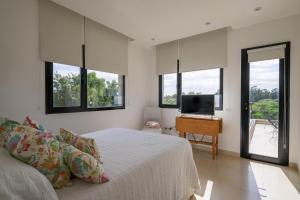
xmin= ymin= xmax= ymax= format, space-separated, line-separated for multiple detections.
xmin=176 ymin=118 xmax=221 ymax=135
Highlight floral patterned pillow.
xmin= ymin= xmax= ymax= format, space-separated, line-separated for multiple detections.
xmin=6 ymin=125 xmax=71 ymax=189
xmin=60 ymin=128 xmax=101 ymax=162
xmin=0 ymin=117 xmax=20 ymax=148
xmin=61 ymin=143 xmax=109 ymax=184
xmin=23 ymin=116 xmax=47 ymax=132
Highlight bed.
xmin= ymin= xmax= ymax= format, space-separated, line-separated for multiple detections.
xmin=56 ymin=128 xmax=200 ymax=200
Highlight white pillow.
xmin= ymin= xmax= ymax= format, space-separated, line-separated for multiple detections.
xmin=0 ymin=149 xmax=59 ymax=200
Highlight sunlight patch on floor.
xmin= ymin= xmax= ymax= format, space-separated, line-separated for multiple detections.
xmin=250 ymin=161 xmax=300 ymax=199
xmin=193 ymin=180 xmax=214 ymax=200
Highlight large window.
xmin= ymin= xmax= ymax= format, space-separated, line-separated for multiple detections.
xmin=46 ymin=62 xmax=125 ymax=114
xmin=159 ymin=73 xmax=181 ymax=108
xmin=159 ymin=68 xmax=223 ymax=110
xmin=182 ymin=68 xmax=223 ymax=110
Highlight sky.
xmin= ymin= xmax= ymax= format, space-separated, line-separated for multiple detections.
xmin=163 ymin=68 xmax=220 ymax=96
xmin=53 ymin=63 xmax=119 ymax=82
xmin=54 ymin=59 xmax=279 ymax=96
xmin=249 ymin=59 xmax=279 ymax=91
xmin=163 ymin=59 xmax=279 ymax=96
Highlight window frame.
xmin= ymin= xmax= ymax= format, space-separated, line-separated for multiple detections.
xmin=45 ymin=62 xmax=125 ymax=114
xmin=159 ymin=60 xmax=181 ymax=108
xmin=158 ymin=65 xmax=223 ymax=111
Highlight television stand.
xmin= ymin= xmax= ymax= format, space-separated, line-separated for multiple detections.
xmin=176 ymin=115 xmax=223 ymax=159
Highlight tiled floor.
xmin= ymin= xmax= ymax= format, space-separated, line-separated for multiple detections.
xmin=192 ymin=148 xmax=300 ymax=200
xmin=249 ymin=124 xmax=278 ymax=158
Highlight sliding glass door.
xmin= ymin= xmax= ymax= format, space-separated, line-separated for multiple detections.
xmin=241 ymin=42 xmax=290 ymax=165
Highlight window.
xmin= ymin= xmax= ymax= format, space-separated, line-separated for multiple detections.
xmin=87 ymin=70 xmax=123 ymax=108
xmin=159 ymin=73 xmax=181 ymax=108
xmin=46 ymin=62 xmax=125 ymax=114
xmin=52 ymin=63 xmax=81 ymax=107
xmin=159 ymin=68 xmax=223 ymax=110
xmin=182 ymin=68 xmax=223 ymax=110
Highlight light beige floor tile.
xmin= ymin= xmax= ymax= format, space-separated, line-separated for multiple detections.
xmin=193 ymin=148 xmax=300 ymax=200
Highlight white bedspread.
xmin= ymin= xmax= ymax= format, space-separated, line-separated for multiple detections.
xmin=56 ymin=128 xmax=200 ymax=200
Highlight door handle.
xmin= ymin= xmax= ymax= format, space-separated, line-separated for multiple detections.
xmin=244 ymin=102 xmax=248 ymax=111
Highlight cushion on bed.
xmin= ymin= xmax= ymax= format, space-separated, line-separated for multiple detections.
xmin=0 ymin=117 xmax=20 ymax=148
xmin=61 ymin=143 xmax=109 ymax=184
xmin=60 ymin=128 xmax=101 ymax=161
xmin=6 ymin=125 xmax=71 ymax=189
xmin=0 ymin=148 xmax=59 ymax=200
xmin=23 ymin=116 xmax=47 ymax=132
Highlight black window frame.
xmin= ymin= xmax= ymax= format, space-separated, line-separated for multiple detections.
xmin=45 ymin=61 xmax=125 ymax=114
xmin=159 ymin=60 xmax=181 ymax=108
xmin=159 ymin=62 xmax=223 ymax=111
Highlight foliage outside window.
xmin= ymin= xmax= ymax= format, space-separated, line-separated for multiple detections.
xmin=250 ymin=87 xmax=279 ymax=120
xmin=249 ymin=59 xmax=279 ymax=120
xmin=87 ymin=70 xmax=123 ymax=108
xmin=46 ymin=62 xmax=125 ymax=114
xmin=53 ymin=63 xmax=81 ymax=107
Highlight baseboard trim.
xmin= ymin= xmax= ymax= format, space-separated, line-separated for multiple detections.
xmin=191 ymin=144 xmax=239 ymax=157
xmin=289 ymin=162 xmax=299 ymax=170
xmin=192 ymin=144 xmax=299 ymax=171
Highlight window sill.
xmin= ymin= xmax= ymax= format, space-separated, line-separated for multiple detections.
xmin=46 ymin=106 xmax=125 ymax=114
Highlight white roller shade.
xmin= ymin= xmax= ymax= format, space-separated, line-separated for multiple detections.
xmin=156 ymin=41 xmax=179 ymax=75
xmin=179 ymin=28 xmax=228 ymax=72
xmin=85 ymin=18 xmax=128 ymax=75
xmin=39 ymin=0 xmax=83 ymax=67
xmin=247 ymin=44 xmax=286 ymax=62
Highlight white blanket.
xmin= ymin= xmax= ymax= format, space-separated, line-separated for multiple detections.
xmin=56 ymin=128 xmax=200 ymax=200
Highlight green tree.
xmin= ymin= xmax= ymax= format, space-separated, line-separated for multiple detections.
xmin=53 ymin=73 xmax=80 ymax=107
xmin=251 ymin=99 xmax=279 ymax=120
xmin=163 ymin=94 xmax=177 ymax=105
xmin=53 ymin=71 xmax=121 ymax=108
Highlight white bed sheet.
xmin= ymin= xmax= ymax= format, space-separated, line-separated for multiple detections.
xmin=56 ymin=128 xmax=200 ymax=200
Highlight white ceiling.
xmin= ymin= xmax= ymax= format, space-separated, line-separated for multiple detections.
xmin=51 ymin=0 xmax=300 ymax=46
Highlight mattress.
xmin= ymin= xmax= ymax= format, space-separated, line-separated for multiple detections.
xmin=56 ymin=128 xmax=200 ymax=200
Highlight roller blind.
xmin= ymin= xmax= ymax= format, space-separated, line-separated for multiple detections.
xmin=39 ymin=0 xmax=84 ymax=67
xmin=247 ymin=44 xmax=286 ymax=62
xmin=179 ymin=28 xmax=228 ymax=73
xmin=85 ymin=18 xmax=129 ymax=75
xmin=156 ymin=41 xmax=179 ymax=75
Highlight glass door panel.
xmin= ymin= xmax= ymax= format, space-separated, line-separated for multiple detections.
xmin=248 ymin=59 xmax=279 ymax=158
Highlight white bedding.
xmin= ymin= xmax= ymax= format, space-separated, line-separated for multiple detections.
xmin=56 ymin=128 xmax=200 ymax=200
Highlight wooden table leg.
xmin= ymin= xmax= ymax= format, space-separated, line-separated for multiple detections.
xmin=212 ymin=136 xmax=216 ymax=159
xmin=216 ymin=135 xmax=219 ymax=155
xmin=179 ymin=131 xmax=186 ymax=138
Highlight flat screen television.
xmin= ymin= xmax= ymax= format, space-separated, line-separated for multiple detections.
xmin=181 ymin=95 xmax=215 ymax=115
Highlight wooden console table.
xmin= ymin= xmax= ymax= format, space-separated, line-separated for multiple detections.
xmin=176 ymin=116 xmax=223 ymax=159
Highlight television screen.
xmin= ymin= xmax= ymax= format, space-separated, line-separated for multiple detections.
xmin=181 ymin=95 xmax=215 ymax=115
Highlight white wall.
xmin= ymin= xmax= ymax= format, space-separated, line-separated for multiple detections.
xmin=154 ymin=15 xmax=300 ymax=164
xmin=0 ymin=0 xmax=156 ymax=133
